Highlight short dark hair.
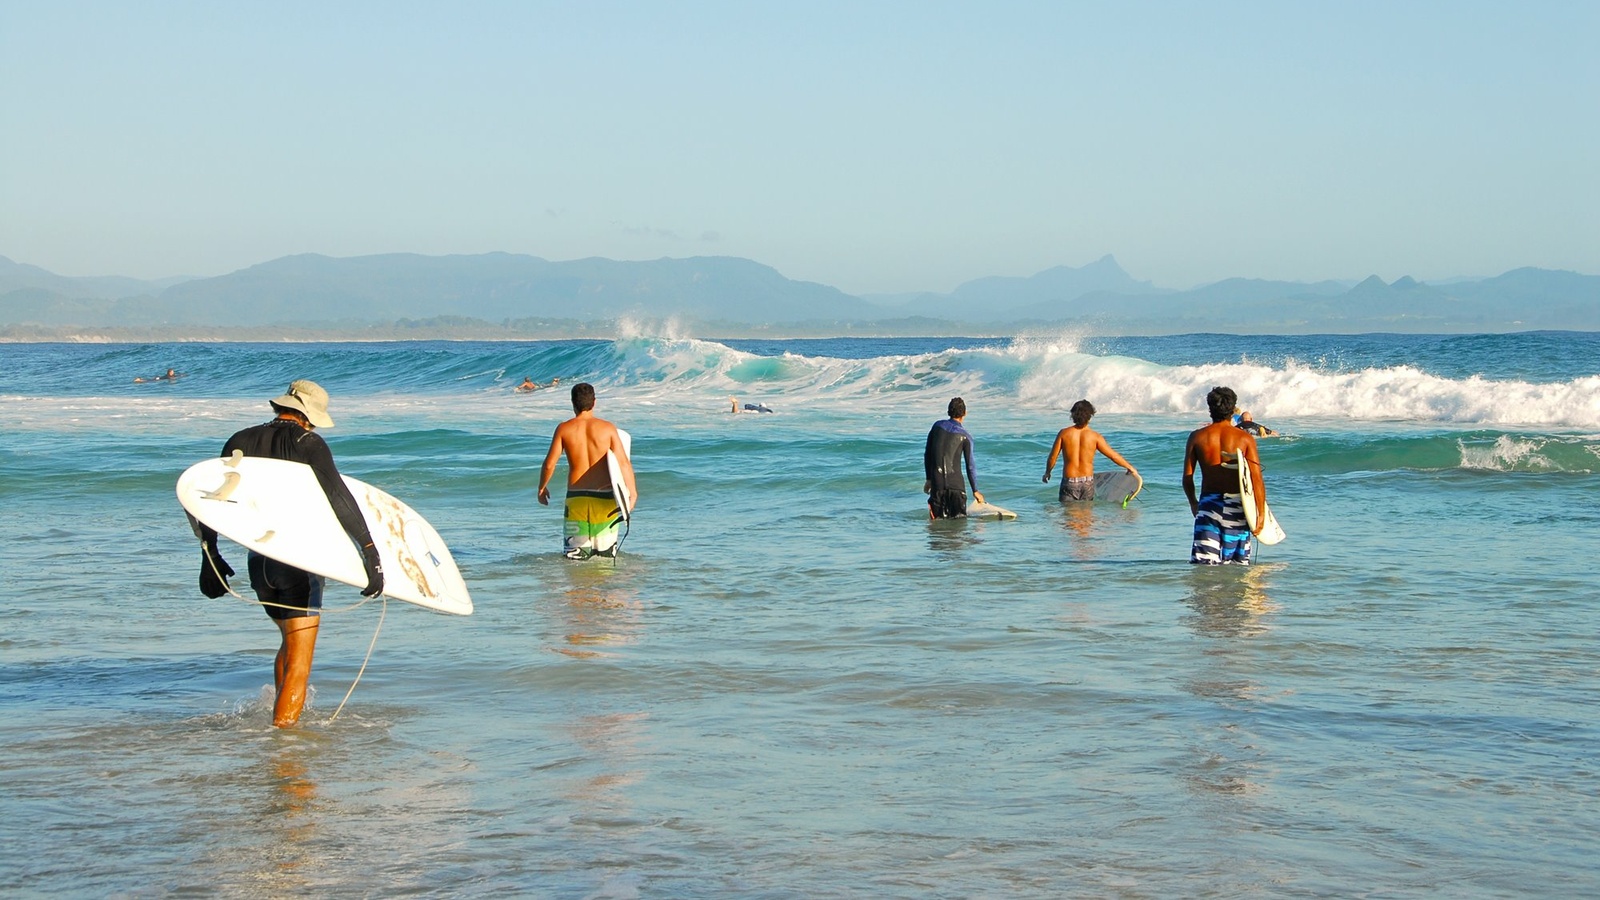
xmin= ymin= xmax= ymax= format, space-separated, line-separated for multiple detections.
xmin=1070 ymin=399 xmax=1095 ymax=426
xmin=571 ymin=382 xmax=596 ymax=412
xmin=947 ymin=397 xmax=966 ymax=419
xmin=1206 ymin=386 xmax=1237 ymax=422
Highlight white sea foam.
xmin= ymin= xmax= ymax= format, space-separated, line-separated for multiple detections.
xmin=8 ymin=334 xmax=1598 ymax=431
xmin=1457 ymin=435 xmax=1558 ymax=471
xmin=588 ymin=335 xmax=1600 ymax=429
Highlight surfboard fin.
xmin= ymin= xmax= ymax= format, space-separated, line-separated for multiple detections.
xmin=202 ymin=471 xmax=242 ymax=502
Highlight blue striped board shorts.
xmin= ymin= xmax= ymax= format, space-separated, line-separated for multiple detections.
xmin=1191 ymin=493 xmax=1251 ymax=565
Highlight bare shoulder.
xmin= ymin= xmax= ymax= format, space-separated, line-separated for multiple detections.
xmin=1238 ymin=429 xmax=1261 ymax=460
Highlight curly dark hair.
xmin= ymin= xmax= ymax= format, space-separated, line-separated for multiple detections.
xmin=947 ymin=397 xmax=966 ymax=419
xmin=1206 ymin=386 xmax=1237 ymax=422
xmin=1070 ymin=399 xmax=1095 ymax=426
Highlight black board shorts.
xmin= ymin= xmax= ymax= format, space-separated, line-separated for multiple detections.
xmin=248 ymin=551 xmax=326 ymax=620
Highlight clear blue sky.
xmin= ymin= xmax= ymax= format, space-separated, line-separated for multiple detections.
xmin=2 ymin=1 xmax=1596 ymax=293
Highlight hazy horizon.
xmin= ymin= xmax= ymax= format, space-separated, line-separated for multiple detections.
xmin=3 ymin=3 xmax=1596 ymax=294
xmin=12 ymin=247 xmax=1593 ymax=300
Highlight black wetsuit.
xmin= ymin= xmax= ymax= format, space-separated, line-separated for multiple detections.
xmin=203 ymin=419 xmax=378 ymax=618
xmin=924 ymin=418 xmax=978 ymax=518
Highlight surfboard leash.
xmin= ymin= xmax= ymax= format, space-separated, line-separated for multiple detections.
xmin=328 ymin=597 xmax=386 ymax=723
xmin=199 ymin=539 xmax=381 ymax=615
xmin=198 ymin=539 xmax=387 ymax=723
xmin=613 ymin=515 xmax=631 ymax=567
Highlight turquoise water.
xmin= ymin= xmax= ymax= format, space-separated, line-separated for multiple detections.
xmin=3 ymin=332 xmax=1598 ymax=896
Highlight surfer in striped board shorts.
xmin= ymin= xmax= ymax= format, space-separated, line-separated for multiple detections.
xmin=1183 ymin=386 xmax=1266 ymax=565
xmin=537 ymin=382 xmax=639 ymax=559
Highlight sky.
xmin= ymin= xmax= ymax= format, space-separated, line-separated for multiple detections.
xmin=2 ymin=1 xmax=1596 ymax=294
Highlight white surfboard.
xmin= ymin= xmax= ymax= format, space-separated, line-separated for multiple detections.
xmin=967 ymin=501 xmax=1017 ymax=519
xmin=607 ymin=429 xmax=633 ymax=522
xmin=1235 ymin=450 xmax=1286 ymax=546
xmin=1092 ymin=471 xmax=1144 ymax=506
xmin=177 ymin=454 xmax=473 ymax=615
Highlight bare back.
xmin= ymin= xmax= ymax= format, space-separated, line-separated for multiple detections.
xmin=1045 ymin=424 xmax=1136 ymax=481
xmin=537 ymin=411 xmax=638 ymax=504
xmin=1183 ymin=421 xmax=1263 ymax=523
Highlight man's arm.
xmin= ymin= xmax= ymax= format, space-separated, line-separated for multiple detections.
xmin=536 ymin=427 xmax=565 ymax=506
xmin=1181 ymin=432 xmax=1200 ymax=515
xmin=302 ymin=434 xmax=384 ymax=597
xmin=963 ymin=436 xmax=984 ymax=504
xmin=1096 ymin=434 xmax=1137 ymax=475
xmin=1043 ymin=430 xmax=1066 ymax=483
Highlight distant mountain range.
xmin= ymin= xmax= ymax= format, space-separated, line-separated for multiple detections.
xmin=3 ymin=251 xmax=1597 ymax=336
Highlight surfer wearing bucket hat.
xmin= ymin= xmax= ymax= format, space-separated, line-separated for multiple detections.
xmin=271 ymin=379 xmax=336 ymax=427
xmin=191 ymin=379 xmax=383 ymax=727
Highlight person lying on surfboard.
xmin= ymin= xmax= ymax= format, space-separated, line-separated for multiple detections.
xmin=1236 ymin=410 xmax=1276 ymax=436
xmin=1183 ymin=386 xmax=1266 ymax=565
xmin=729 ymin=396 xmax=774 ymax=413
xmin=1042 ymin=399 xmax=1139 ymax=502
xmin=538 ymin=382 xmax=639 ymax=559
xmin=192 ymin=379 xmax=384 ymax=727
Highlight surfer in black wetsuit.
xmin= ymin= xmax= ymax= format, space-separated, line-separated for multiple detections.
xmin=192 ymin=379 xmax=383 ymax=727
xmin=1236 ymin=411 xmax=1276 ymax=436
xmin=923 ymin=397 xmax=985 ymax=518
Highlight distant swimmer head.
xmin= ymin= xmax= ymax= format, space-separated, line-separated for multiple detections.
xmin=270 ymin=379 xmax=334 ymax=428
xmin=571 ymin=382 xmax=596 ymax=412
xmin=947 ymin=397 xmax=966 ymax=419
xmin=1206 ymin=386 xmax=1238 ymax=423
xmin=1070 ymin=399 xmax=1095 ymax=426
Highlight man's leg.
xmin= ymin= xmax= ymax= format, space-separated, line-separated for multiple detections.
xmin=272 ymin=616 xmax=320 ymax=727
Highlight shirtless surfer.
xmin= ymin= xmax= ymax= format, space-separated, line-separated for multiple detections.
xmin=1183 ymin=386 xmax=1265 ymax=565
xmin=516 ymin=377 xmax=539 ymax=392
xmin=1042 ymin=399 xmax=1138 ymax=502
xmin=538 ymin=382 xmax=639 ymax=559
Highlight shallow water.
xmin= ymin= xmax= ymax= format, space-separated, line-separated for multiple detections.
xmin=3 ymin=333 xmax=1598 ymax=896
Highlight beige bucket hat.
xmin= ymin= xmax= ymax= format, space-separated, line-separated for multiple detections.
xmin=270 ymin=379 xmax=335 ymax=428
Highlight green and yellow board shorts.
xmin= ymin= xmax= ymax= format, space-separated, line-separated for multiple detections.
xmin=563 ymin=488 xmax=624 ymax=559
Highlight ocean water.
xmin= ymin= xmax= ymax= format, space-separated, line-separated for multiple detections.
xmin=3 ymin=330 xmax=1598 ymax=897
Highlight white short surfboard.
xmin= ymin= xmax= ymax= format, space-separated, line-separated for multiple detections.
xmin=1235 ymin=450 xmax=1286 ymax=546
xmin=607 ymin=429 xmax=634 ymax=522
xmin=966 ymin=501 xmax=1017 ymax=519
xmin=1092 ymin=471 xmax=1144 ymax=506
xmin=177 ymin=454 xmax=473 ymax=615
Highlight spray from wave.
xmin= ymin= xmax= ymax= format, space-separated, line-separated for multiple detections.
xmin=576 ymin=331 xmax=1600 ymax=429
